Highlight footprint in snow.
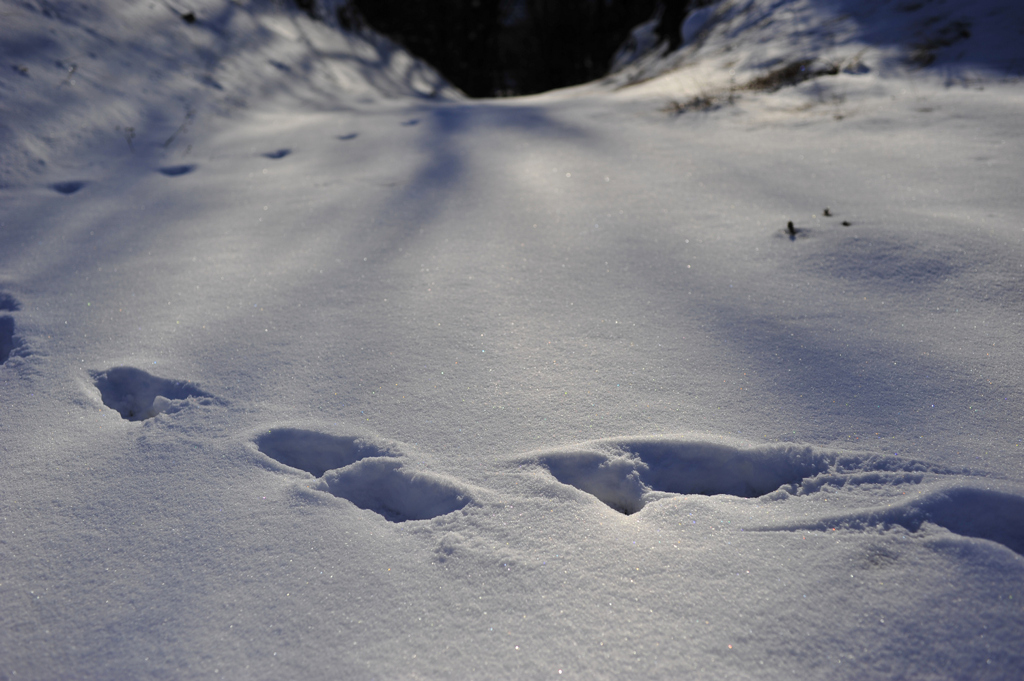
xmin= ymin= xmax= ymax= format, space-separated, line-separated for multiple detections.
xmin=540 ymin=435 xmax=1024 ymax=557
xmin=400 ymin=119 xmax=419 ymax=126
xmin=337 ymin=133 xmax=358 ymax=141
xmin=262 ymin=149 xmax=291 ymax=159
xmin=159 ymin=164 xmax=196 ymax=177
xmin=256 ymin=429 xmax=394 ymax=476
xmin=526 ymin=437 xmax=980 ymax=515
xmin=92 ymin=366 xmax=213 ymax=421
xmin=527 ymin=437 xmax=831 ymax=515
xmin=255 ymin=428 xmax=471 ymax=522
xmin=51 ymin=181 xmax=86 ymax=195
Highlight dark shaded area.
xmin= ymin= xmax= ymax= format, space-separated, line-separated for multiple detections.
xmin=262 ymin=149 xmax=292 ymax=159
xmin=92 ymin=366 xmax=212 ymax=421
xmin=344 ymin=0 xmax=695 ymax=96
xmin=655 ymin=0 xmax=689 ymax=52
xmin=0 ymin=316 xmax=17 ymax=364
xmin=0 ymin=294 xmax=19 ymax=311
xmin=921 ymin=487 xmax=1024 ymax=556
xmin=158 ymin=164 xmax=196 ymax=177
xmin=255 ymin=429 xmax=394 ymax=477
xmin=333 ymin=0 xmax=1022 ymax=96
xmin=51 ymin=181 xmax=85 ymax=194
xmin=621 ymin=440 xmax=829 ymax=499
xmin=349 ymin=0 xmax=506 ymax=96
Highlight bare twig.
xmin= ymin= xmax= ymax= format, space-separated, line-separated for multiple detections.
xmin=164 ymin=109 xmax=195 ymax=148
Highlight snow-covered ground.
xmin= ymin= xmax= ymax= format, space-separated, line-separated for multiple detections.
xmin=2 ymin=0 xmax=1023 ymax=677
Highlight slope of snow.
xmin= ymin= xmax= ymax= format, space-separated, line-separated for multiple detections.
xmin=608 ymin=0 xmax=1024 ymax=92
xmin=2 ymin=0 xmax=1023 ymax=678
xmin=0 ymin=0 xmax=457 ymax=188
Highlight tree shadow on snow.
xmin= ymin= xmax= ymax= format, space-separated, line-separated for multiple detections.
xmin=358 ymin=101 xmax=594 ymax=260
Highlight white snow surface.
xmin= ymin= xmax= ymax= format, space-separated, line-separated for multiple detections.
xmin=2 ymin=0 xmax=1024 ymax=678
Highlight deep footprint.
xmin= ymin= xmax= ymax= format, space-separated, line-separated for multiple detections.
xmin=159 ymin=164 xmax=196 ymax=177
xmin=256 ymin=430 xmax=470 ymax=522
xmin=531 ymin=438 xmax=831 ymax=514
xmin=255 ymin=429 xmax=397 ymax=477
xmin=92 ymin=366 xmax=212 ymax=420
xmin=262 ymin=149 xmax=291 ymax=159
xmin=0 ymin=316 xmax=17 ymax=364
xmin=52 ymin=181 xmax=86 ymax=194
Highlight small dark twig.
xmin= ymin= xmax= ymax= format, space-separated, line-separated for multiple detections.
xmin=117 ymin=125 xmax=136 ymax=153
xmin=823 ymin=207 xmax=831 ymax=216
xmin=164 ymin=109 xmax=195 ymax=148
xmin=787 ymin=221 xmax=796 ymax=236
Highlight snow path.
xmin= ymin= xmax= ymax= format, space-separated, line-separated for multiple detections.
xmin=2 ymin=1 xmax=1024 ymax=678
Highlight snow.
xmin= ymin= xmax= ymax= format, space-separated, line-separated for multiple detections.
xmin=2 ymin=0 xmax=1023 ymax=678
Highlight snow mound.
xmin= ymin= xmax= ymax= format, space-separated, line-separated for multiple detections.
xmin=527 ymin=437 xmax=832 ymax=514
xmin=762 ymin=484 xmax=1024 ymax=557
xmin=91 ymin=366 xmax=214 ymax=421
xmin=321 ymin=457 xmax=471 ymax=522
xmin=255 ymin=428 xmax=399 ymax=477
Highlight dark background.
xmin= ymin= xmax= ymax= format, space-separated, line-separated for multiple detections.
xmin=304 ymin=0 xmax=699 ymax=96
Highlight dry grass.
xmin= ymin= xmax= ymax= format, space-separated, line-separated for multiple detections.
xmin=662 ymin=93 xmax=731 ymax=114
xmin=663 ymin=57 xmax=849 ymax=116
xmin=908 ymin=20 xmax=971 ymax=67
xmin=742 ymin=59 xmax=840 ymax=92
